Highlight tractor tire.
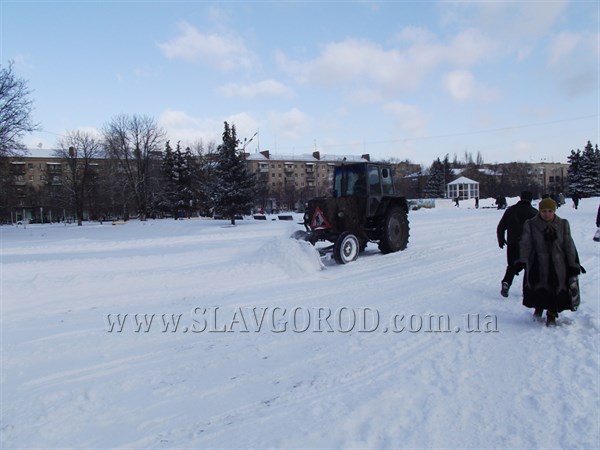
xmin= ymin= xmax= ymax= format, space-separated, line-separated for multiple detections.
xmin=378 ymin=206 xmax=409 ymax=254
xmin=333 ymin=232 xmax=360 ymax=264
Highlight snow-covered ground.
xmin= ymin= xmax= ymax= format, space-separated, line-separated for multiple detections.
xmin=1 ymin=197 xmax=599 ymax=449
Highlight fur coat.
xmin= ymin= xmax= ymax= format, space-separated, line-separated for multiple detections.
xmin=518 ymin=214 xmax=580 ymax=312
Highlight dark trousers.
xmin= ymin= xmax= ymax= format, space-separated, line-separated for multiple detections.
xmin=502 ymin=243 xmax=523 ymax=286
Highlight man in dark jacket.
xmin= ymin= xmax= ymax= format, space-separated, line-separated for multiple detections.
xmin=496 ymin=190 xmax=538 ymax=297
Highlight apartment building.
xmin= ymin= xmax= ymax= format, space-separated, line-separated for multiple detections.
xmin=245 ymin=150 xmax=370 ymax=207
xmin=2 ymin=150 xmax=67 ymax=222
xmin=9 ymin=151 xmax=63 ymax=190
xmin=3 ymin=149 xmax=113 ymax=223
xmin=531 ymin=162 xmax=569 ymax=195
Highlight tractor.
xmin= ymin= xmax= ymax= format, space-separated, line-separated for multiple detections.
xmin=294 ymin=162 xmax=410 ymax=264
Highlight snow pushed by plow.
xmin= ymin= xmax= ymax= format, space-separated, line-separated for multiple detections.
xmin=253 ymin=236 xmax=324 ymax=275
xmin=1 ymin=199 xmax=599 ymax=449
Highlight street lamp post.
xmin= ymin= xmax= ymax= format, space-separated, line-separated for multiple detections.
xmin=241 ymin=132 xmax=258 ymax=157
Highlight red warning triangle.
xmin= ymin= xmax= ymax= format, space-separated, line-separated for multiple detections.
xmin=310 ymin=206 xmax=332 ymax=230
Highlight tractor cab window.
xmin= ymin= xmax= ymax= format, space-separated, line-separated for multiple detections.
xmin=334 ymin=165 xmax=367 ymax=197
xmin=381 ymin=167 xmax=395 ymax=195
xmin=368 ymin=165 xmax=382 ymax=196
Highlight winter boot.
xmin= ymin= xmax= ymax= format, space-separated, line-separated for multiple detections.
xmin=546 ymin=310 xmax=557 ymax=327
xmin=533 ymin=308 xmax=544 ymax=322
xmin=501 ymin=282 xmax=510 ymax=298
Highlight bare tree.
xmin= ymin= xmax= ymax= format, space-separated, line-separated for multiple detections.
xmin=55 ymin=130 xmax=103 ymax=225
xmin=476 ymin=151 xmax=484 ymax=167
xmin=0 ymin=61 xmax=39 ymax=157
xmin=103 ymin=115 xmax=165 ymax=221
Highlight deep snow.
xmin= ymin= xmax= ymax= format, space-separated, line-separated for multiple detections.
xmin=1 ymin=197 xmax=599 ymax=449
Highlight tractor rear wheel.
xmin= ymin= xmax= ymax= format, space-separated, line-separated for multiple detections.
xmin=378 ymin=206 xmax=409 ymax=254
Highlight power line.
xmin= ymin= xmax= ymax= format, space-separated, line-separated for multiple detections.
xmin=33 ymin=114 xmax=598 ymax=152
xmin=278 ymin=114 xmax=599 ymax=152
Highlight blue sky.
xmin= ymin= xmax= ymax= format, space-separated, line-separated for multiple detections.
xmin=1 ymin=1 xmax=598 ymax=166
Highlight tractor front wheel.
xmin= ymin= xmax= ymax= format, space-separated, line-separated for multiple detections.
xmin=333 ymin=232 xmax=360 ymax=264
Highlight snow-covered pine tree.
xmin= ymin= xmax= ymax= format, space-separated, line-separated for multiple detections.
xmin=423 ymin=158 xmax=445 ymax=198
xmin=159 ymin=140 xmax=177 ymax=216
xmin=567 ymin=148 xmax=583 ymax=196
xmin=159 ymin=141 xmax=198 ymax=218
xmin=442 ymin=154 xmax=453 ymax=194
xmin=578 ymin=141 xmax=600 ymax=197
xmin=181 ymin=146 xmax=199 ymax=217
xmin=210 ymin=122 xmax=256 ymax=225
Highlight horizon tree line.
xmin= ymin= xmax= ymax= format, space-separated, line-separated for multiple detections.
xmin=1 ymin=61 xmax=597 ymax=223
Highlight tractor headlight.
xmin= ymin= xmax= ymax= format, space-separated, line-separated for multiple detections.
xmin=337 ymin=211 xmax=344 ymax=218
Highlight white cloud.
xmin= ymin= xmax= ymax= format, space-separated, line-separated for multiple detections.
xmin=75 ymin=126 xmax=102 ymax=139
xmin=438 ymin=1 xmax=568 ymax=65
xmin=442 ymin=70 xmax=475 ymax=101
xmin=445 ymin=29 xmax=496 ymax=67
xmin=442 ymin=70 xmax=499 ymax=102
xmin=158 ymin=109 xmax=261 ymax=149
xmin=224 ymin=112 xmax=261 ymax=141
xmin=269 ymin=108 xmax=311 ymax=140
xmin=159 ymin=109 xmax=200 ymax=128
xmin=158 ymin=109 xmax=221 ymax=146
xmin=545 ymin=31 xmax=597 ymax=96
xmin=515 ymin=140 xmax=534 ymax=153
xmin=277 ymin=27 xmax=498 ymax=101
xmin=395 ymin=26 xmax=437 ymax=44
xmin=278 ymin=39 xmax=423 ymax=91
xmin=440 ymin=1 xmax=566 ymax=42
xmin=217 ymin=79 xmax=293 ymax=99
xmin=382 ymin=102 xmax=427 ymax=136
xmin=158 ymin=21 xmax=256 ymax=71
xmin=548 ymin=32 xmax=582 ymax=65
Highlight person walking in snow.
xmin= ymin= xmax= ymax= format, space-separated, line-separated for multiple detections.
xmin=572 ymin=192 xmax=580 ymax=209
xmin=495 ymin=196 xmax=507 ymax=210
xmin=594 ymin=204 xmax=600 ymax=242
xmin=517 ymin=197 xmax=584 ymax=326
xmin=496 ymin=190 xmax=537 ymax=298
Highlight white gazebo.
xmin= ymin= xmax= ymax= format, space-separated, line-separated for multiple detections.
xmin=447 ymin=176 xmax=480 ymax=200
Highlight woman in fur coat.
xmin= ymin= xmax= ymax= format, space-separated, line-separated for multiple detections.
xmin=518 ymin=197 xmax=582 ymax=326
